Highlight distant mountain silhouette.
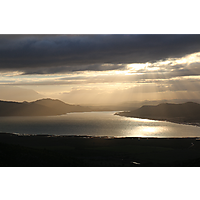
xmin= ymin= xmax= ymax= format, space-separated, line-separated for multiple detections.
xmin=0 ymin=98 xmax=91 ymax=116
xmin=116 ymin=102 xmax=200 ymax=123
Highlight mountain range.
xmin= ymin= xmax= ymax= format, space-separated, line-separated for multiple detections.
xmin=116 ymin=102 xmax=200 ymax=124
xmin=0 ymin=98 xmax=91 ymax=116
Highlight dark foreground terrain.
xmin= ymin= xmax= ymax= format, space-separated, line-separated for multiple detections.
xmin=1 ymin=133 xmax=200 ymax=167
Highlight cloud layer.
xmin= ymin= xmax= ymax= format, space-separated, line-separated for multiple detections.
xmin=1 ymin=34 xmax=200 ymax=74
xmin=1 ymin=35 xmax=200 ymax=105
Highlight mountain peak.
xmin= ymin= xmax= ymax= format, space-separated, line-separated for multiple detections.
xmin=32 ymin=98 xmax=71 ymax=107
xmin=0 ymin=98 xmax=91 ymax=116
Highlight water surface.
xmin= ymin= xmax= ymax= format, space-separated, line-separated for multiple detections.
xmin=0 ymin=111 xmax=200 ymax=138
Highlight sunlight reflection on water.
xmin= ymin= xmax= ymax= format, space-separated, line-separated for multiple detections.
xmin=0 ymin=111 xmax=200 ymax=138
xmin=132 ymin=126 xmax=168 ymax=137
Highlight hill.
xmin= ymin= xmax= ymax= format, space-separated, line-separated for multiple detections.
xmin=116 ymin=102 xmax=200 ymax=125
xmin=0 ymin=98 xmax=91 ymax=116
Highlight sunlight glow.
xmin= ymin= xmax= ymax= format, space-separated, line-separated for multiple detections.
xmin=181 ymin=75 xmax=200 ymax=80
xmin=145 ymin=52 xmax=200 ymax=70
xmin=133 ymin=126 xmax=168 ymax=137
xmin=146 ymin=67 xmax=160 ymax=71
xmin=175 ymin=52 xmax=200 ymax=64
xmin=131 ymin=117 xmax=157 ymax=122
xmin=141 ymin=127 xmax=159 ymax=133
xmin=1 ymin=50 xmax=200 ymax=105
xmin=0 ymin=71 xmax=23 ymax=77
xmin=127 ymin=63 xmax=148 ymax=71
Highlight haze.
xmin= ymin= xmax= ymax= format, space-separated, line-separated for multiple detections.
xmin=1 ymin=34 xmax=200 ymax=105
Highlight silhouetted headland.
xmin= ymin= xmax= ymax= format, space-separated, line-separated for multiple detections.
xmin=0 ymin=98 xmax=91 ymax=116
xmin=116 ymin=102 xmax=200 ymax=126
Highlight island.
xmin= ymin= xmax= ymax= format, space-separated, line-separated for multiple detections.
xmin=115 ymin=102 xmax=200 ymax=126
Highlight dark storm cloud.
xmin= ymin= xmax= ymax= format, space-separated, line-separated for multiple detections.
xmin=21 ymin=63 xmax=126 ymax=75
xmin=1 ymin=34 xmax=200 ymax=74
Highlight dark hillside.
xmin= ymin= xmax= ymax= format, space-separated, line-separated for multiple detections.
xmin=32 ymin=98 xmax=91 ymax=113
xmin=0 ymin=98 xmax=91 ymax=116
xmin=133 ymin=102 xmax=200 ymax=118
xmin=116 ymin=102 xmax=200 ymax=123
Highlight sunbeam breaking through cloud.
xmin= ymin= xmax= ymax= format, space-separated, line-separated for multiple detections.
xmin=0 ymin=35 xmax=200 ymax=105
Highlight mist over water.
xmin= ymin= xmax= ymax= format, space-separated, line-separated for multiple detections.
xmin=0 ymin=112 xmax=200 ymax=138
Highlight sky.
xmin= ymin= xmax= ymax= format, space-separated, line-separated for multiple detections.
xmin=1 ymin=34 xmax=200 ymax=105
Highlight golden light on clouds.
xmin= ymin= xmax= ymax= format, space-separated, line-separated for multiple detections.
xmin=0 ymin=35 xmax=200 ymax=104
xmin=127 ymin=63 xmax=148 ymax=71
xmin=175 ymin=52 xmax=200 ymax=65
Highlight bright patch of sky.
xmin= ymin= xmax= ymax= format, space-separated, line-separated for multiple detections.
xmin=1 ymin=51 xmax=200 ymax=104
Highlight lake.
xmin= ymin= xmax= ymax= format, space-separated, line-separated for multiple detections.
xmin=0 ymin=111 xmax=200 ymax=138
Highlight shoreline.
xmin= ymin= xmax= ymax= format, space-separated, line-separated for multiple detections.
xmin=1 ymin=132 xmax=200 ymax=139
xmin=115 ymin=113 xmax=200 ymax=128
